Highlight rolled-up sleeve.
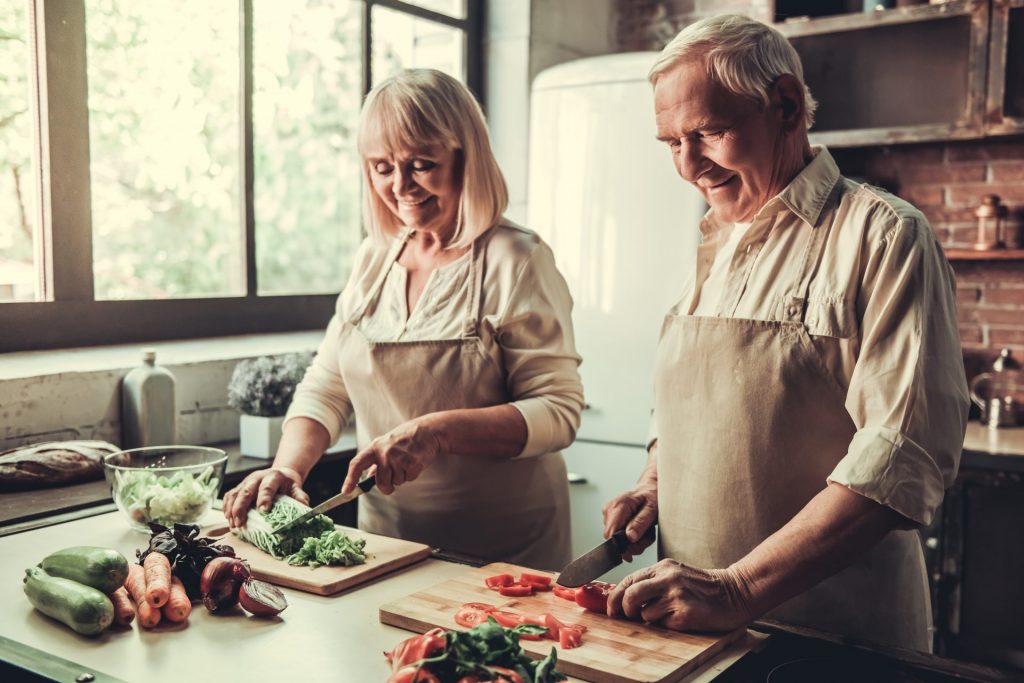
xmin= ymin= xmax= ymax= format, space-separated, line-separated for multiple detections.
xmin=284 ymin=310 xmax=354 ymax=445
xmin=828 ymin=215 xmax=969 ymax=526
xmin=497 ymin=243 xmax=585 ymax=458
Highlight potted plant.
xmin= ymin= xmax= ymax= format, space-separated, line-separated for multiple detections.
xmin=227 ymin=352 xmax=313 ymax=458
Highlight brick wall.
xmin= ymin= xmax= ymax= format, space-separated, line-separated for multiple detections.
xmin=614 ymin=0 xmax=1024 ymax=374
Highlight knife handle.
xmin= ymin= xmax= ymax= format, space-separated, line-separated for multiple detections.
xmin=612 ymin=524 xmax=657 ymax=553
xmin=357 ymin=475 xmax=376 ymax=493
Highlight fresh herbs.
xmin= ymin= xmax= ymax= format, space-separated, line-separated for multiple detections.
xmin=286 ymin=531 xmax=366 ymax=568
xmin=232 ymin=495 xmax=366 ymax=567
xmin=137 ymin=523 xmax=238 ymax=600
xmin=386 ymin=617 xmax=566 ymax=683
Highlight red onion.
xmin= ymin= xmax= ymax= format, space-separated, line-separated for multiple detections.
xmin=200 ymin=557 xmax=250 ymax=613
xmin=238 ymin=578 xmax=288 ymax=617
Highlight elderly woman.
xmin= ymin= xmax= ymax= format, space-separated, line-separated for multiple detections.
xmin=223 ymin=69 xmax=583 ymax=570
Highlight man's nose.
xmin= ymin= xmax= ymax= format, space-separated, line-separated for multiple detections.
xmin=677 ymin=140 xmax=710 ymax=183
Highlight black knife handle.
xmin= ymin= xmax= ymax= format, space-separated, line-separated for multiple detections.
xmin=611 ymin=524 xmax=657 ymax=553
xmin=357 ymin=475 xmax=376 ymax=493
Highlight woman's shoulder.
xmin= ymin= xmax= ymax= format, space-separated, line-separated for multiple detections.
xmin=482 ymin=219 xmax=550 ymax=266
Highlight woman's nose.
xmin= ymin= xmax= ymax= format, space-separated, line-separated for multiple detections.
xmin=392 ymin=166 xmax=414 ymax=195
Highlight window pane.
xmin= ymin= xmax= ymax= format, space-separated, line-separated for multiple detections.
xmin=0 ymin=0 xmax=39 ymax=302
xmin=403 ymin=0 xmax=467 ymax=20
xmin=372 ymin=5 xmax=465 ymax=85
xmin=252 ymin=0 xmax=364 ymax=296
xmin=84 ymin=0 xmax=242 ymax=300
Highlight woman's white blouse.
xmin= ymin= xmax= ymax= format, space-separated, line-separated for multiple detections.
xmin=286 ymin=221 xmax=585 ymax=458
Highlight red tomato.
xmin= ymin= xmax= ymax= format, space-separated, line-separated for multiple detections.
xmin=540 ymin=613 xmax=567 ymax=640
xmin=484 ymin=574 xmax=515 ymax=589
xmin=518 ymin=614 xmax=554 ymax=640
xmin=552 ymin=584 xmax=578 ymax=602
xmin=519 ymin=572 xmax=552 ymax=590
xmin=454 ymin=607 xmax=490 ymax=629
xmin=576 ymin=581 xmax=615 ymax=613
xmin=489 ymin=667 xmax=526 ymax=683
xmin=559 ymin=625 xmax=584 ymax=649
xmin=489 ymin=610 xmax=523 ymax=629
xmin=386 ymin=666 xmax=441 ymax=683
xmin=498 ymin=583 xmax=533 ymax=597
xmin=385 ymin=628 xmax=448 ymax=669
xmin=461 ymin=602 xmax=497 ymax=613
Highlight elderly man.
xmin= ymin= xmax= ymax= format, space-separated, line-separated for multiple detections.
xmin=602 ymin=14 xmax=968 ymax=650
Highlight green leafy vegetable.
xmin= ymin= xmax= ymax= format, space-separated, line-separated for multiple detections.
xmin=114 ymin=465 xmax=219 ymax=527
xmin=394 ymin=617 xmax=566 ymax=683
xmin=286 ymin=530 xmax=366 ymax=567
xmin=232 ymin=495 xmax=366 ymax=567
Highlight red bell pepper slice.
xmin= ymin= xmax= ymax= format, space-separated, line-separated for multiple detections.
xmin=484 ymin=574 xmax=515 ymax=589
xmin=552 ymin=584 xmax=578 ymax=602
xmin=497 ymin=583 xmax=534 ymax=597
xmin=519 ymin=572 xmax=553 ymax=590
xmin=575 ymin=581 xmax=615 ymax=613
xmin=559 ymin=625 xmax=584 ymax=649
xmin=489 ymin=610 xmax=523 ymax=629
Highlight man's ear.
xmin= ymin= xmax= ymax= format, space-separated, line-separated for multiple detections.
xmin=770 ymin=74 xmax=805 ymax=132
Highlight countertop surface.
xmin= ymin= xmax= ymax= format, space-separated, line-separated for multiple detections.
xmin=0 ymin=511 xmax=758 ymax=683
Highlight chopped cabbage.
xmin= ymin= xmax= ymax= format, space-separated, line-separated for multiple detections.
xmin=232 ymin=495 xmax=366 ymax=567
xmin=115 ymin=465 xmax=220 ymax=526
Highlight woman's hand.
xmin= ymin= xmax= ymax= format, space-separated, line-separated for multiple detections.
xmin=602 ymin=484 xmax=659 ymax=560
xmin=607 ymin=559 xmax=753 ymax=632
xmin=342 ymin=418 xmax=444 ymax=496
xmin=222 ymin=467 xmax=309 ymax=528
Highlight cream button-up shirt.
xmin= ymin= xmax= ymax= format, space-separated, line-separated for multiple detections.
xmin=653 ymin=146 xmax=969 ymax=527
xmin=287 ymin=221 xmax=585 ymax=459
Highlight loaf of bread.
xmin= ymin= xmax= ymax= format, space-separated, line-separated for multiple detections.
xmin=0 ymin=440 xmax=119 ymax=491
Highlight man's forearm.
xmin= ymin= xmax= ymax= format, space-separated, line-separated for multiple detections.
xmin=726 ymin=482 xmax=908 ymax=618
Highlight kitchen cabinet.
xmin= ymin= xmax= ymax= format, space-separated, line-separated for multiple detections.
xmin=562 ymin=441 xmax=658 ymax=583
xmin=775 ymin=0 xmax=1024 ymax=147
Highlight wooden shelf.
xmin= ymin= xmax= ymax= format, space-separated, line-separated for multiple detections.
xmin=944 ymin=248 xmax=1024 ymax=261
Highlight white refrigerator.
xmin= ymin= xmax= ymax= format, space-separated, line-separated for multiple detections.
xmin=527 ymin=53 xmax=705 ymax=580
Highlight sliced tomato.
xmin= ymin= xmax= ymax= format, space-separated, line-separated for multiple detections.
xmin=454 ymin=607 xmax=490 ymax=628
xmin=518 ymin=614 xmax=554 ymax=640
xmin=461 ymin=602 xmax=497 ymax=613
xmin=484 ymin=574 xmax=515 ymax=589
xmin=386 ymin=665 xmax=442 ymax=683
xmin=519 ymin=572 xmax=552 ymax=590
xmin=489 ymin=609 xmax=523 ymax=629
xmin=540 ymin=613 xmax=568 ymax=640
xmin=552 ymin=584 xmax=578 ymax=602
xmin=576 ymin=581 xmax=615 ymax=613
xmin=559 ymin=625 xmax=584 ymax=649
xmin=385 ymin=628 xmax=448 ymax=669
xmin=498 ymin=583 xmax=533 ymax=597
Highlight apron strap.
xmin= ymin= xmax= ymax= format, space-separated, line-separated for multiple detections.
xmin=348 ymin=228 xmax=413 ymax=326
xmin=462 ymin=226 xmax=492 ymax=337
xmin=781 ymin=216 xmax=831 ymax=324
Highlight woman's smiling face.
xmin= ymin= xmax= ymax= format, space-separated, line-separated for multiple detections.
xmin=366 ymin=145 xmax=463 ymax=237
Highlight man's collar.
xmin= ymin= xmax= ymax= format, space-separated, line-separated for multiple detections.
xmin=699 ymin=145 xmax=840 ymax=237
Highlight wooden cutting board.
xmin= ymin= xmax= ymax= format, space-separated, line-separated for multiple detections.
xmin=379 ymin=562 xmax=744 ymax=683
xmin=203 ymin=524 xmax=431 ymax=596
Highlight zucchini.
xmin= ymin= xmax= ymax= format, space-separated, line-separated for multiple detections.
xmin=40 ymin=546 xmax=129 ymax=594
xmin=23 ymin=567 xmax=114 ymax=636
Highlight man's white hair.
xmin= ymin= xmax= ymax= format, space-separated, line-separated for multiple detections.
xmin=649 ymin=14 xmax=817 ymax=130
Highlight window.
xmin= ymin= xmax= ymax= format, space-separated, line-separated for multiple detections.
xmin=0 ymin=0 xmax=482 ymax=352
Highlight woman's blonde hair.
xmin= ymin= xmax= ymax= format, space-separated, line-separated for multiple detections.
xmin=357 ymin=69 xmax=508 ymax=248
xmin=648 ymin=14 xmax=818 ymax=130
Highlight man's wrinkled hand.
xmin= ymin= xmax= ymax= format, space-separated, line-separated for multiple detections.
xmin=602 ymin=485 xmax=658 ymax=560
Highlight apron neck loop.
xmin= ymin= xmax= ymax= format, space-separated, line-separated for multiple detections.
xmin=348 ymin=228 xmax=413 ymax=325
xmin=462 ymin=227 xmax=490 ymax=338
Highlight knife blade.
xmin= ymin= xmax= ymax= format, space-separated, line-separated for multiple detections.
xmin=556 ymin=524 xmax=657 ymax=587
xmin=270 ymin=476 xmax=376 ymax=536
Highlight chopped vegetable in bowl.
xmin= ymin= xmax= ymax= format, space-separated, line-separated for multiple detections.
xmin=114 ymin=465 xmax=221 ymax=528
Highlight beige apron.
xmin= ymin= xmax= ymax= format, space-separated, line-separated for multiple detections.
xmin=335 ymin=226 xmax=571 ymax=571
xmin=653 ymin=217 xmax=932 ymax=651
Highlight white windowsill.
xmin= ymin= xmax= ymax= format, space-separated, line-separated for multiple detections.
xmin=0 ymin=330 xmax=324 ymax=381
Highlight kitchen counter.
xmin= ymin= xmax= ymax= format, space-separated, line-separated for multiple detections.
xmin=962 ymin=423 xmax=1024 ymax=472
xmin=0 ymin=511 xmax=759 ymax=683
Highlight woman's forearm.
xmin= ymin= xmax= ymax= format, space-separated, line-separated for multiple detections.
xmin=726 ymin=482 xmax=907 ymax=618
xmin=418 ymin=405 xmax=528 ymax=458
xmin=272 ymin=417 xmax=333 ymax=481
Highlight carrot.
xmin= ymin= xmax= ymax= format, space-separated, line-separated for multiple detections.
xmin=109 ymin=586 xmax=135 ymax=626
xmin=125 ymin=564 xmax=162 ymax=629
xmin=161 ymin=576 xmax=192 ymax=623
xmin=143 ymin=552 xmax=171 ymax=608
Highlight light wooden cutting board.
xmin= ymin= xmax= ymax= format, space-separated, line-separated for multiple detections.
xmin=204 ymin=524 xmax=431 ymax=596
xmin=379 ymin=562 xmax=744 ymax=683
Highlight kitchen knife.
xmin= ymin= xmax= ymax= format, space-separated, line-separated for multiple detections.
xmin=270 ymin=476 xmax=376 ymax=535
xmin=556 ymin=524 xmax=657 ymax=587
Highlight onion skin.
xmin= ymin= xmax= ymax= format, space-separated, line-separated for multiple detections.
xmin=238 ymin=578 xmax=288 ymax=618
xmin=200 ymin=557 xmax=249 ymax=613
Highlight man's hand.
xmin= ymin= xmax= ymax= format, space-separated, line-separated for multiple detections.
xmin=607 ymin=559 xmax=753 ymax=632
xmin=342 ymin=418 xmax=444 ymax=495
xmin=602 ymin=484 xmax=658 ymax=560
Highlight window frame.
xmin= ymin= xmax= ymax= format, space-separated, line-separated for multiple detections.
xmin=1 ymin=0 xmax=483 ymax=353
